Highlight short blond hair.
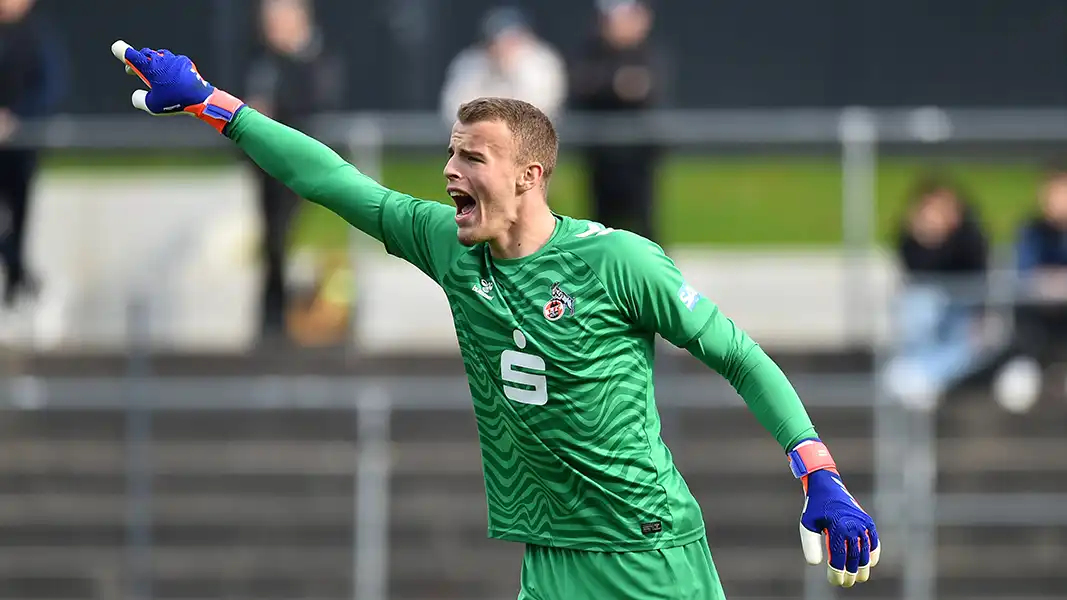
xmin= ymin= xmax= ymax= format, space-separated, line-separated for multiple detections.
xmin=457 ymin=97 xmax=558 ymax=184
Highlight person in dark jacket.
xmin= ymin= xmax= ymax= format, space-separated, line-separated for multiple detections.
xmin=0 ymin=0 xmax=66 ymax=307
xmin=898 ymin=178 xmax=988 ymax=280
xmin=244 ymin=0 xmax=345 ymax=344
xmin=993 ymin=163 xmax=1067 ymax=412
xmin=884 ymin=176 xmax=990 ymax=406
xmin=568 ymin=0 xmax=668 ymax=242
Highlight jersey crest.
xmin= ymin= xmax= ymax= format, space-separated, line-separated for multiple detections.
xmin=543 ymin=282 xmax=575 ymax=322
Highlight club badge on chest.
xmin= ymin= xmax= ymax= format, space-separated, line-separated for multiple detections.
xmin=543 ymin=282 xmax=575 ymax=322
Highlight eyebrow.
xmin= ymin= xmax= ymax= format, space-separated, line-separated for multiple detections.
xmin=449 ymin=146 xmax=486 ymax=160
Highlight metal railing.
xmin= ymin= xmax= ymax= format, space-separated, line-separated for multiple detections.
xmin=5 ymin=270 xmax=1064 ymax=600
xmin=4 ymin=107 xmax=1067 ymax=598
xmin=874 ymin=270 xmax=1067 ymax=600
xmin=1 ymin=370 xmax=876 ymax=600
xmin=19 ymin=105 xmax=1067 ymax=352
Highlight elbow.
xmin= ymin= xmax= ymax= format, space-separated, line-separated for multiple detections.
xmin=719 ymin=340 xmax=765 ymax=387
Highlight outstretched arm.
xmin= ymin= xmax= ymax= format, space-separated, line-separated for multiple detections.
xmin=111 ymin=40 xmax=388 ymax=242
xmin=110 ymin=40 xmax=465 ymax=283
xmin=226 ymin=109 xmax=387 ymax=243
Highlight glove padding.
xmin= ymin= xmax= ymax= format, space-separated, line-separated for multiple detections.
xmin=110 ymin=40 xmax=245 ymax=132
xmin=800 ymin=468 xmax=881 ymax=587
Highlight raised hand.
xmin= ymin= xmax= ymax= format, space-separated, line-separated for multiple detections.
xmin=111 ymin=40 xmax=245 ymax=132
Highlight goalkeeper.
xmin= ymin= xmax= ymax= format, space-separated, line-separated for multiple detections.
xmin=110 ymin=41 xmax=881 ymax=599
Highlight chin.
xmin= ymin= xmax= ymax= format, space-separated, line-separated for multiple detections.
xmin=456 ymin=226 xmax=488 ymax=247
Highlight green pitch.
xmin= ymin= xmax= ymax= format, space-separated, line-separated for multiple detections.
xmin=296 ymin=152 xmax=1043 ymax=251
xmin=44 ymin=151 xmax=1045 ymax=250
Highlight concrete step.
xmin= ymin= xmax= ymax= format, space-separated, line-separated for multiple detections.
xmin=12 ymin=435 xmax=1066 ymax=479
xmin=0 ymin=537 xmax=1058 ymax=599
xmin=0 ymin=546 xmax=350 ymax=579
xmin=0 ymin=410 xmax=360 ymax=442
xmin=0 ymin=492 xmax=354 ymax=526
xmin=0 ymin=473 xmax=355 ymax=496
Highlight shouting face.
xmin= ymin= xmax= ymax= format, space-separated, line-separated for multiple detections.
xmin=445 ymin=119 xmax=533 ymax=246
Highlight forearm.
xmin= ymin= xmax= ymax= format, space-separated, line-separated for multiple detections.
xmin=685 ymin=311 xmax=817 ymax=451
xmin=224 ymin=108 xmax=387 ymax=242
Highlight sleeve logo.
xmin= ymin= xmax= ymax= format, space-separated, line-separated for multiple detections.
xmin=678 ymin=282 xmax=701 ymax=311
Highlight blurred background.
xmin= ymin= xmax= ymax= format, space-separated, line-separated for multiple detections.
xmin=0 ymin=0 xmax=1066 ymax=599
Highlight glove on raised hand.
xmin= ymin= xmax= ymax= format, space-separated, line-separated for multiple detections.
xmin=110 ymin=40 xmax=245 ymax=133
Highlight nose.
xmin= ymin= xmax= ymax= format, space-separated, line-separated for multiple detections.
xmin=443 ymin=156 xmax=460 ymax=181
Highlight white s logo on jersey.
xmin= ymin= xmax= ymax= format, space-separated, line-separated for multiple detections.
xmin=500 ymin=330 xmax=548 ymax=405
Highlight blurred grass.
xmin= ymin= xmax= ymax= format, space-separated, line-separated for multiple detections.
xmin=43 ymin=151 xmax=1044 ymax=251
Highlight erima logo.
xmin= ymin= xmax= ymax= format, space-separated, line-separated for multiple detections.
xmin=472 ymin=278 xmax=494 ymax=301
xmin=678 ymin=282 xmax=701 ymax=311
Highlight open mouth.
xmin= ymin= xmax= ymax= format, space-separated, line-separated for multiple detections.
xmin=449 ymin=190 xmax=477 ymax=221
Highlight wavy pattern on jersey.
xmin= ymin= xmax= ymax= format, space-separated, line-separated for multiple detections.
xmin=439 ymin=224 xmax=702 ymax=551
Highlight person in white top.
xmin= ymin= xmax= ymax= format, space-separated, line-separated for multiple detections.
xmin=439 ymin=7 xmax=566 ymax=124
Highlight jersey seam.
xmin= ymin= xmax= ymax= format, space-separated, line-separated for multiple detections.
xmin=558 ymin=248 xmax=629 ymax=319
xmin=679 ymin=312 xmax=718 ymax=348
xmin=488 ymin=523 xmax=705 ymax=551
xmin=378 ymin=189 xmax=400 ymax=259
xmin=558 ymin=246 xmax=676 ymax=537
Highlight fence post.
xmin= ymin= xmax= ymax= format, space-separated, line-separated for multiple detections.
xmin=354 ymin=387 xmax=392 ymax=600
xmin=902 ymin=403 xmax=938 ymax=600
xmin=124 ymin=297 xmax=154 ymax=600
xmin=838 ymin=107 xmax=878 ymax=347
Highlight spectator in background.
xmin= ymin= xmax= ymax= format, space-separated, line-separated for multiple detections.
xmin=0 ymin=0 xmax=66 ymax=307
xmin=569 ymin=0 xmax=667 ymax=242
xmin=439 ymin=7 xmax=566 ymax=123
xmin=993 ymin=164 xmax=1067 ymax=412
xmin=244 ymin=0 xmax=345 ymax=345
xmin=884 ymin=176 xmax=989 ymax=408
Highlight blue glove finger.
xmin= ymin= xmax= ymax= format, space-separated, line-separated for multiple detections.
xmin=843 ymin=535 xmax=861 ymax=585
xmin=856 ymin=531 xmax=872 ymax=583
xmin=124 ymin=46 xmax=150 ymax=71
xmin=867 ymin=523 xmax=881 ymax=567
xmin=828 ymin=529 xmax=847 ymax=573
xmin=824 ymin=528 xmax=851 ymax=587
xmin=111 ymin=41 xmax=149 ymax=85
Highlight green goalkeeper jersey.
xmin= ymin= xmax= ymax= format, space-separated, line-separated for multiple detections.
xmin=226 ymin=109 xmax=819 ymax=553
xmin=381 ymin=200 xmax=710 ymax=550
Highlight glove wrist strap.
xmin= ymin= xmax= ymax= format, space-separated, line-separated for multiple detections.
xmin=787 ymin=439 xmax=837 ymax=479
xmin=185 ymin=89 xmax=246 ymax=133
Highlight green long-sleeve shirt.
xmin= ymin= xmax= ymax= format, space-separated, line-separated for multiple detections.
xmin=227 ymin=108 xmax=816 ymax=550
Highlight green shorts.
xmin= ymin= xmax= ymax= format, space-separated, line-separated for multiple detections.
xmin=517 ymin=535 xmax=726 ymax=600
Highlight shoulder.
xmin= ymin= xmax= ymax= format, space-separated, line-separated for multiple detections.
xmin=1016 ymin=216 xmax=1049 ymax=240
xmin=558 ymin=219 xmax=667 ymax=273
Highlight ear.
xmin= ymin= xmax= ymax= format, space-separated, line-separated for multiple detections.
xmin=517 ymin=163 xmax=544 ymax=193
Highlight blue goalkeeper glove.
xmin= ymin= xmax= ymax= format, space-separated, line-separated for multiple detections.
xmin=788 ymin=438 xmax=882 ymax=587
xmin=110 ymin=40 xmax=245 ymax=133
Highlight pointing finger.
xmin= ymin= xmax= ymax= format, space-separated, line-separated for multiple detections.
xmin=111 ymin=40 xmax=151 ymax=87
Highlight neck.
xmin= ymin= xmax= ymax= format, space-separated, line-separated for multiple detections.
xmin=489 ymin=200 xmax=557 ymax=260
